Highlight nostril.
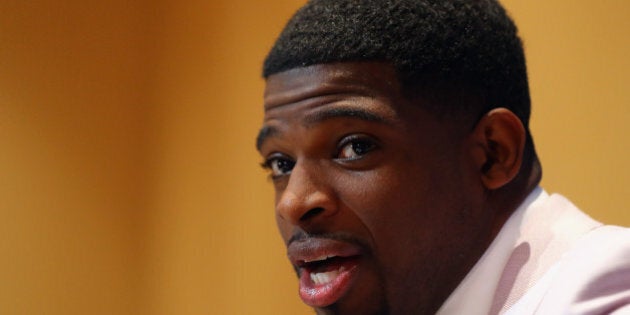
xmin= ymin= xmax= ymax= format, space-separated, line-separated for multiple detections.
xmin=300 ymin=207 xmax=325 ymax=222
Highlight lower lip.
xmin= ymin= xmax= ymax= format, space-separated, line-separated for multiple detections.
xmin=298 ymin=261 xmax=359 ymax=308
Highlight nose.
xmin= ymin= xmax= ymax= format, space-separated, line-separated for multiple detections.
xmin=276 ymin=162 xmax=338 ymax=226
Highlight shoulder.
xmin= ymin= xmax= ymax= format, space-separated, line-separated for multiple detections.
xmin=535 ymin=226 xmax=630 ymax=314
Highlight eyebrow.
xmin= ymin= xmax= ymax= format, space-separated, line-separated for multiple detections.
xmin=256 ymin=125 xmax=278 ymax=151
xmin=303 ymin=107 xmax=391 ymax=127
xmin=255 ymin=107 xmax=392 ymax=151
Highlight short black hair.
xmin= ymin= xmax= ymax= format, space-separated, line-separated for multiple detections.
xmin=263 ymin=0 xmax=531 ymax=131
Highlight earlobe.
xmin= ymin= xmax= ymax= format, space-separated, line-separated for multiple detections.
xmin=472 ymin=108 xmax=526 ymax=190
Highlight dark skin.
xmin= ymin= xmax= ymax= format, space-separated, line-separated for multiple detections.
xmin=257 ymin=62 xmax=541 ymax=314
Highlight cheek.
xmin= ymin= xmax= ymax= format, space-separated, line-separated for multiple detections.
xmin=341 ymin=156 xmax=465 ymax=251
xmin=338 ymin=164 xmax=436 ymax=259
xmin=338 ymin=166 xmax=438 ymax=300
xmin=342 ymin=160 xmax=431 ymax=220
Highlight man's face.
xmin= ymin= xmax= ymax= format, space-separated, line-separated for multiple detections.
xmin=257 ymin=62 xmax=499 ymax=314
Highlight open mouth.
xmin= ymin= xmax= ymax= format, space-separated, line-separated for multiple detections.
xmin=296 ymin=254 xmax=361 ymax=307
xmin=287 ymin=236 xmax=365 ymax=308
xmin=299 ymin=256 xmax=359 ymax=285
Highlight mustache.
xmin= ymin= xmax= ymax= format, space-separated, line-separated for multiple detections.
xmin=287 ymin=230 xmax=371 ymax=254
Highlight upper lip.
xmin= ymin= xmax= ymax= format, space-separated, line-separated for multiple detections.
xmin=287 ymin=237 xmax=364 ymax=268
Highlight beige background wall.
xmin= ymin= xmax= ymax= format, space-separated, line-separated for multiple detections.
xmin=0 ymin=1 xmax=627 ymax=314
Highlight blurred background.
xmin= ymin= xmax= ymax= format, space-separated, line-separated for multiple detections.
xmin=1 ymin=0 xmax=628 ymax=314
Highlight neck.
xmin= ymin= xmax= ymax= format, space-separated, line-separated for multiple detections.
xmin=488 ymin=155 xmax=542 ymax=239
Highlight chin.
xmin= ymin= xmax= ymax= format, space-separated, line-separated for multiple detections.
xmin=313 ymin=297 xmax=389 ymax=315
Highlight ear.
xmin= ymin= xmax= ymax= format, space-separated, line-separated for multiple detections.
xmin=470 ymin=108 xmax=526 ymax=190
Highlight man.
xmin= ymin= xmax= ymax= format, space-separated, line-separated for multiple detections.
xmin=255 ymin=0 xmax=630 ymax=314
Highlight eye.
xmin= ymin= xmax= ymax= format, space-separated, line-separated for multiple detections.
xmin=337 ymin=136 xmax=377 ymax=160
xmin=262 ymin=155 xmax=296 ymax=178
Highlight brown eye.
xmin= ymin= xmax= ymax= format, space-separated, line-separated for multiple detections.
xmin=338 ymin=137 xmax=376 ymax=160
xmin=263 ymin=156 xmax=295 ymax=178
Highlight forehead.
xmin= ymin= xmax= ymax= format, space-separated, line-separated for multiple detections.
xmin=263 ymin=62 xmax=402 ymax=111
xmin=258 ymin=63 xmax=412 ymax=152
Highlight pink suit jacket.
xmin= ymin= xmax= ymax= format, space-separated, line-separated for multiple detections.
xmin=497 ymin=194 xmax=630 ymax=314
xmin=438 ymin=190 xmax=630 ymax=315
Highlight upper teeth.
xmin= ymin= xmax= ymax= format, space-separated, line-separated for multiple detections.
xmin=304 ymin=255 xmax=335 ymax=263
xmin=310 ymin=266 xmax=346 ymax=285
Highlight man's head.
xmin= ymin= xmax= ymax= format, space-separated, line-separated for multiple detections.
xmin=257 ymin=0 xmax=541 ymax=314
